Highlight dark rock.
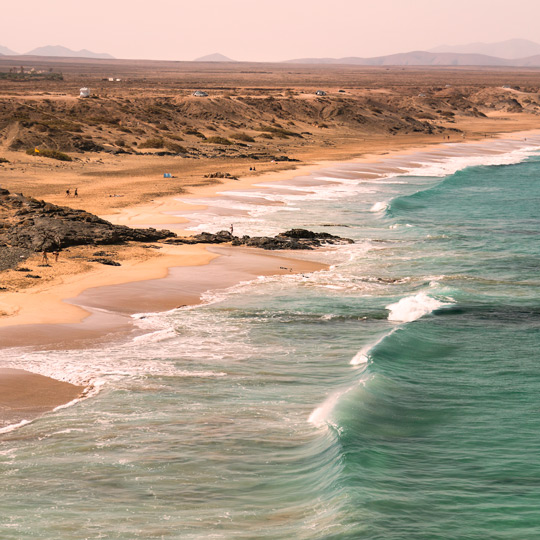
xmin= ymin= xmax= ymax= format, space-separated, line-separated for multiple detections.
xmin=163 ymin=228 xmax=353 ymax=251
xmin=0 ymin=189 xmax=176 ymax=252
xmin=90 ymin=258 xmax=121 ymax=266
xmin=204 ymin=172 xmax=239 ymax=180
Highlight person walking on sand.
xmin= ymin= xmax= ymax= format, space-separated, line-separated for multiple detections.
xmin=230 ymin=224 xmax=234 ymax=235
xmin=53 ymin=250 xmax=59 ymax=262
xmin=42 ymin=251 xmax=49 ymax=264
xmin=66 ymin=189 xmax=70 ymax=197
xmin=74 ymin=188 xmax=78 ymax=197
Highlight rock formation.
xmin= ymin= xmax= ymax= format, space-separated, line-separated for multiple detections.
xmin=0 ymin=189 xmax=175 ymax=252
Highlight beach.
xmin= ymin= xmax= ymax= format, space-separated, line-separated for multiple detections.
xmin=1 ymin=116 xmax=540 ymax=536
xmin=0 ymin=127 xmax=538 ymax=429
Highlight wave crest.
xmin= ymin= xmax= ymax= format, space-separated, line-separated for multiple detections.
xmin=386 ymin=292 xmax=450 ymax=322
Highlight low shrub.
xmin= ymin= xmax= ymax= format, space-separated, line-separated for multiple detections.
xmin=230 ymin=132 xmax=255 ymax=143
xmin=138 ymin=137 xmax=164 ymax=149
xmin=258 ymin=126 xmax=303 ymax=139
xmin=205 ymin=136 xmax=233 ymax=145
xmin=165 ymin=141 xmax=187 ymax=153
xmin=26 ymin=148 xmax=72 ymax=161
xmin=0 ymin=157 xmax=9 ymax=164
xmin=184 ymin=128 xmax=206 ymax=139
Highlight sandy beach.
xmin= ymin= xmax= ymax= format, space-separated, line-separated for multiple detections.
xmin=1 ymin=60 xmax=540 ymax=431
xmin=1 ymin=128 xmax=538 ymax=430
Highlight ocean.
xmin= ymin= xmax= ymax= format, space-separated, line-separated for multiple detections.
xmin=1 ymin=136 xmax=540 ymax=539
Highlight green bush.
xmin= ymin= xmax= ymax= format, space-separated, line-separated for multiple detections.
xmin=26 ymin=148 xmax=72 ymax=161
xmin=0 ymin=157 xmax=9 ymax=164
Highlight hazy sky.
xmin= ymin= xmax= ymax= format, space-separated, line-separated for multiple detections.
xmin=3 ymin=0 xmax=540 ymax=61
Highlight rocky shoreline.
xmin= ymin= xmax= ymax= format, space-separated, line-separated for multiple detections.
xmin=0 ymin=189 xmax=353 ymax=271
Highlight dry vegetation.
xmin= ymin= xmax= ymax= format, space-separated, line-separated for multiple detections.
xmin=1 ymin=58 xmax=540 ymax=163
xmin=0 ymin=57 xmax=540 ymax=215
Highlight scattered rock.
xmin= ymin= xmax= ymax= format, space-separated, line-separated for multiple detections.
xmin=90 ymin=258 xmax=121 ymax=266
xmin=164 ymin=228 xmax=353 ymax=251
xmin=92 ymin=250 xmax=113 ymax=256
xmin=203 ymin=172 xmax=239 ymax=180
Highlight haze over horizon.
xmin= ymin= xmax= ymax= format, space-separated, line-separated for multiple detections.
xmin=3 ymin=0 xmax=540 ymax=62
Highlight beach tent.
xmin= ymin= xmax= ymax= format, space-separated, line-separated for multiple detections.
xmin=79 ymin=87 xmax=91 ymax=98
xmin=315 ymin=90 xmax=327 ymax=96
xmin=193 ymin=90 xmax=209 ymax=97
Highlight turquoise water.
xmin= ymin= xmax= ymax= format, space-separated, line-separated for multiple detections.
xmin=1 ymin=142 xmax=540 ymax=538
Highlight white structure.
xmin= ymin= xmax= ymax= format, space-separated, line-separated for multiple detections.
xmin=193 ymin=90 xmax=208 ymax=97
xmin=315 ymin=90 xmax=327 ymax=96
xmin=79 ymin=87 xmax=91 ymax=98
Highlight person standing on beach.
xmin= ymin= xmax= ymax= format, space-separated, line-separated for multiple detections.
xmin=230 ymin=224 xmax=234 ymax=235
xmin=74 ymin=188 xmax=78 ymax=197
xmin=66 ymin=189 xmax=70 ymax=197
xmin=42 ymin=251 xmax=49 ymax=264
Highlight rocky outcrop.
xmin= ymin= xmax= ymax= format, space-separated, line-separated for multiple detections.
xmin=164 ymin=228 xmax=354 ymax=250
xmin=0 ymin=189 xmax=353 ymax=275
xmin=0 ymin=189 xmax=175 ymax=252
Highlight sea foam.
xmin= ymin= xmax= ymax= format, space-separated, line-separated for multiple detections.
xmin=386 ymin=292 xmax=449 ymax=322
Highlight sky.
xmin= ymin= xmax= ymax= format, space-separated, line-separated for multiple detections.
xmin=3 ymin=0 xmax=540 ymax=62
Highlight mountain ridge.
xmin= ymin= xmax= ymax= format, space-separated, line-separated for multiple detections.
xmin=429 ymin=39 xmax=540 ymax=59
xmin=194 ymin=53 xmax=236 ymax=62
xmin=24 ymin=45 xmax=114 ymax=59
xmin=285 ymin=49 xmax=540 ymax=67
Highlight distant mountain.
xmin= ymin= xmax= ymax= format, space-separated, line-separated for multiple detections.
xmin=286 ymin=51 xmax=510 ymax=66
xmin=285 ymin=50 xmax=540 ymax=67
xmin=0 ymin=45 xmax=19 ymax=56
xmin=429 ymin=39 xmax=540 ymax=60
xmin=24 ymin=45 xmax=114 ymax=59
xmin=194 ymin=53 xmax=236 ymax=62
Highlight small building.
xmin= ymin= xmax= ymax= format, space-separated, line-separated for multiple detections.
xmin=193 ymin=90 xmax=209 ymax=97
xmin=79 ymin=87 xmax=91 ymax=98
xmin=315 ymin=90 xmax=327 ymax=96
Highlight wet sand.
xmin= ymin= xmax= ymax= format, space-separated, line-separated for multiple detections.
xmin=0 ymin=369 xmax=86 ymax=431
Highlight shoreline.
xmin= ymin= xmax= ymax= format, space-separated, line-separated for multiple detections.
xmin=1 ymin=126 xmax=539 ymax=432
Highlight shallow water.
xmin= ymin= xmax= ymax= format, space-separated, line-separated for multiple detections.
xmin=1 ymin=137 xmax=540 ymax=538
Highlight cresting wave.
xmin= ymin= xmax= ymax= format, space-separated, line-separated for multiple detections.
xmin=386 ymin=292 xmax=451 ymax=322
xmin=310 ymin=291 xmax=452 ymax=429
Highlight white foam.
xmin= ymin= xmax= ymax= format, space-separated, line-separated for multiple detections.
xmin=0 ymin=419 xmax=31 ymax=434
xmin=350 ymin=329 xmax=398 ymax=366
xmin=386 ymin=292 xmax=450 ymax=322
xmin=308 ymin=389 xmax=348 ymax=429
xmin=370 ymin=201 xmax=388 ymax=212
